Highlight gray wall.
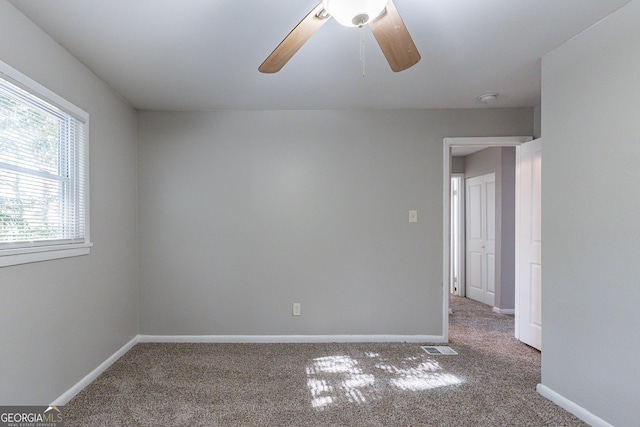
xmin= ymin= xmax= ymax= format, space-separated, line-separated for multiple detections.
xmin=451 ymin=156 xmax=465 ymax=174
xmin=464 ymin=147 xmax=501 ymax=178
xmin=533 ymin=105 xmax=542 ymax=139
xmin=499 ymin=149 xmax=516 ymax=311
xmin=0 ymin=1 xmax=138 ymax=404
xmin=541 ymin=0 xmax=640 ymax=425
xmin=138 ymin=109 xmax=532 ymax=336
xmin=464 ymin=147 xmax=516 ymax=310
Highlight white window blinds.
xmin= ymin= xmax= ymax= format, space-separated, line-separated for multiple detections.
xmin=0 ymin=75 xmax=87 ymax=249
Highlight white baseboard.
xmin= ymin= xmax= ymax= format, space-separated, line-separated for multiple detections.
xmin=492 ymin=307 xmax=515 ymax=315
xmin=536 ymin=384 xmax=614 ymax=427
xmin=51 ymin=336 xmax=139 ymax=406
xmin=138 ymin=334 xmax=446 ymax=344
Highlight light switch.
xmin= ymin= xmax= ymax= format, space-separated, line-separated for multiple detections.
xmin=409 ymin=210 xmax=418 ymax=223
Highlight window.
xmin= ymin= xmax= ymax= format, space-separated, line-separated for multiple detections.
xmin=0 ymin=61 xmax=90 ymax=267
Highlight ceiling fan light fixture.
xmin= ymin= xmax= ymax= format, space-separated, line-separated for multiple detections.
xmin=322 ymin=0 xmax=388 ymax=27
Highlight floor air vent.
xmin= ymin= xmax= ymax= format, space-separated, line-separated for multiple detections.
xmin=421 ymin=346 xmax=458 ymax=355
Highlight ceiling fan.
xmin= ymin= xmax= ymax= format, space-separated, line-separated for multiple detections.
xmin=259 ymin=0 xmax=420 ymax=73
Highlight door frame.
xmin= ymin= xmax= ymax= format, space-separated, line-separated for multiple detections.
xmin=442 ymin=136 xmax=532 ymax=341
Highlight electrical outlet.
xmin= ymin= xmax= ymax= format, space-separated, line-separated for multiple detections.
xmin=292 ymin=303 xmax=301 ymax=316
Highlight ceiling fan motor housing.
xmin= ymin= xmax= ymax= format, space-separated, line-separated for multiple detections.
xmin=322 ymin=0 xmax=388 ymax=27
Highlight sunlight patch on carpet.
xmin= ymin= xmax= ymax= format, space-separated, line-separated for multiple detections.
xmin=305 ymin=351 xmax=463 ymax=411
xmin=306 ymin=355 xmax=377 ymax=408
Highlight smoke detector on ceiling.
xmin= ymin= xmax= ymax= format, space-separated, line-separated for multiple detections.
xmin=479 ymin=93 xmax=498 ymax=104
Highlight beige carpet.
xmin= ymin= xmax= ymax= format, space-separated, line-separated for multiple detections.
xmin=65 ymin=297 xmax=586 ymax=426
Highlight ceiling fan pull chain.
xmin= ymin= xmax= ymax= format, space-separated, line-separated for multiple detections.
xmin=360 ymin=25 xmax=366 ymax=77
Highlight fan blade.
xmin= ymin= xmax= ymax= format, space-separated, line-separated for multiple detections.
xmin=369 ymin=0 xmax=420 ymax=72
xmin=259 ymin=3 xmax=329 ymax=73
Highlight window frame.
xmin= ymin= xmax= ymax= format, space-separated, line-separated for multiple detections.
xmin=0 ymin=60 xmax=91 ymax=267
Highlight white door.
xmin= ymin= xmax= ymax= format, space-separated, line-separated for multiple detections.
xmin=465 ymin=173 xmax=496 ymax=306
xmin=515 ymin=139 xmax=542 ymax=350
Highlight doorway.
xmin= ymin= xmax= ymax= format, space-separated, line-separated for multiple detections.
xmin=442 ymin=136 xmax=532 ymax=342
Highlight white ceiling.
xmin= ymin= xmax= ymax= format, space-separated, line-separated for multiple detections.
xmin=8 ymin=0 xmax=631 ymax=111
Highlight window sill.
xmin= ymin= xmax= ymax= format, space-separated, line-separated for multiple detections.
xmin=0 ymin=242 xmax=93 ymax=267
